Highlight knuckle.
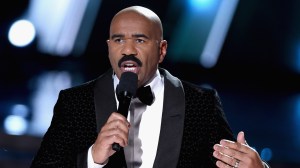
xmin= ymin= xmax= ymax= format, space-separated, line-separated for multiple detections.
xmin=234 ymin=143 xmax=240 ymax=149
xmin=230 ymin=158 xmax=236 ymax=166
xmin=230 ymin=150 xmax=236 ymax=157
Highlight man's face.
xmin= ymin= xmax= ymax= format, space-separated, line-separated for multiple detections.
xmin=107 ymin=12 xmax=167 ymax=87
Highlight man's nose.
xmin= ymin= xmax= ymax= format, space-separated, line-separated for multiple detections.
xmin=121 ymin=40 xmax=137 ymax=56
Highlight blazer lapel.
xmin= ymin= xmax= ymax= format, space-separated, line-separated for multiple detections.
xmin=153 ymin=68 xmax=185 ymax=168
xmin=94 ymin=69 xmax=128 ymax=167
xmin=94 ymin=69 xmax=117 ymax=132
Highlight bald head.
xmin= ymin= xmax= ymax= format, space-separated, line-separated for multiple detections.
xmin=110 ymin=6 xmax=163 ymax=40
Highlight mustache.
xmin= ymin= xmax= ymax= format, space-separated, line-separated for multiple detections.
xmin=118 ymin=54 xmax=142 ymax=67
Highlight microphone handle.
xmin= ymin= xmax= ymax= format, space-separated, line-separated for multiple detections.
xmin=112 ymin=142 xmax=121 ymax=151
xmin=112 ymin=92 xmax=132 ymax=152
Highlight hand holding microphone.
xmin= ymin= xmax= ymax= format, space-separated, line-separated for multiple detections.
xmin=112 ymin=71 xmax=138 ymax=151
xmin=92 ymin=71 xmax=137 ymax=164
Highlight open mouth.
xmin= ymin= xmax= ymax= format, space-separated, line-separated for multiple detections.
xmin=120 ymin=61 xmax=140 ymax=74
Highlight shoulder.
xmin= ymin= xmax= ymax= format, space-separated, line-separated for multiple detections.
xmin=181 ymin=80 xmax=224 ymax=110
xmin=159 ymin=67 xmax=219 ymax=98
xmin=51 ymin=79 xmax=97 ymax=110
xmin=61 ymin=68 xmax=113 ymax=95
xmin=181 ymin=80 xmax=218 ymax=96
xmin=61 ymin=78 xmax=97 ymax=96
xmin=51 ymin=78 xmax=98 ymax=118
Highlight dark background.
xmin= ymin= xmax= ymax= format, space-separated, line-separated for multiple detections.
xmin=1 ymin=0 xmax=300 ymax=167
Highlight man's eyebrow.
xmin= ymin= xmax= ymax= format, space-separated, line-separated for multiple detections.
xmin=132 ymin=34 xmax=149 ymax=39
xmin=110 ymin=33 xmax=150 ymax=39
xmin=111 ymin=34 xmax=124 ymax=39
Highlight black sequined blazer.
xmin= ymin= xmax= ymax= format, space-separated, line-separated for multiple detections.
xmin=30 ymin=68 xmax=234 ymax=168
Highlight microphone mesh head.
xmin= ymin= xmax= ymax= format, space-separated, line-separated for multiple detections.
xmin=117 ymin=72 xmax=138 ymax=96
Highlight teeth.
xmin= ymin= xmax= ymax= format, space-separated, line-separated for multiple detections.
xmin=124 ymin=67 xmax=136 ymax=71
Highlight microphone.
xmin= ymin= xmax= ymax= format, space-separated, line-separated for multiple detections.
xmin=112 ymin=71 xmax=138 ymax=151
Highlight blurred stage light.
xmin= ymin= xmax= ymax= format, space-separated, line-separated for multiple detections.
xmin=8 ymin=19 xmax=36 ymax=47
xmin=4 ymin=115 xmax=28 ymax=135
xmin=261 ymin=148 xmax=272 ymax=161
xmin=200 ymin=0 xmax=239 ymax=68
xmin=168 ymin=0 xmax=239 ymax=68
xmin=28 ymin=71 xmax=72 ymax=136
xmin=295 ymin=95 xmax=300 ymax=147
xmin=4 ymin=104 xmax=30 ymax=135
xmin=11 ymin=104 xmax=29 ymax=117
xmin=26 ymin=0 xmax=101 ymax=56
xmin=296 ymin=45 xmax=300 ymax=73
xmin=188 ymin=0 xmax=218 ymax=11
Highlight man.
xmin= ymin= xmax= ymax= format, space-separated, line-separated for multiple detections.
xmin=30 ymin=6 xmax=269 ymax=168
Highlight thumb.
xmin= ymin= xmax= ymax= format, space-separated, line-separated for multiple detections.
xmin=237 ymin=131 xmax=248 ymax=145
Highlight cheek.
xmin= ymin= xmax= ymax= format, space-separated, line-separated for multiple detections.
xmin=108 ymin=55 xmax=120 ymax=73
xmin=111 ymin=58 xmax=120 ymax=70
xmin=142 ymin=58 xmax=159 ymax=74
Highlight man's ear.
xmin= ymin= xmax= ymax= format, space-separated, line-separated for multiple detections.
xmin=159 ymin=40 xmax=168 ymax=63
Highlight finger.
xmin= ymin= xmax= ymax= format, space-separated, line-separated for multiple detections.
xmin=213 ymin=144 xmax=242 ymax=164
xmin=105 ymin=119 xmax=130 ymax=135
xmin=220 ymin=139 xmax=251 ymax=154
xmin=107 ymin=112 xmax=129 ymax=125
xmin=213 ymin=150 xmax=240 ymax=167
xmin=237 ymin=131 xmax=247 ymax=145
xmin=215 ymin=160 xmax=229 ymax=168
xmin=103 ymin=127 xmax=129 ymax=144
xmin=100 ymin=126 xmax=129 ymax=145
xmin=97 ymin=132 xmax=127 ymax=147
xmin=215 ymin=159 xmax=241 ymax=168
xmin=107 ymin=133 xmax=128 ymax=147
xmin=214 ymin=144 xmax=239 ymax=157
xmin=100 ymin=121 xmax=130 ymax=147
xmin=92 ymin=133 xmax=126 ymax=164
xmin=103 ymin=113 xmax=130 ymax=135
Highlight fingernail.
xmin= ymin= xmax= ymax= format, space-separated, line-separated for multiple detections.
xmin=213 ymin=151 xmax=217 ymax=157
xmin=213 ymin=144 xmax=220 ymax=150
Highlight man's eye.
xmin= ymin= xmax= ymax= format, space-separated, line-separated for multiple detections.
xmin=114 ymin=39 xmax=124 ymax=43
xmin=136 ymin=39 xmax=145 ymax=43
